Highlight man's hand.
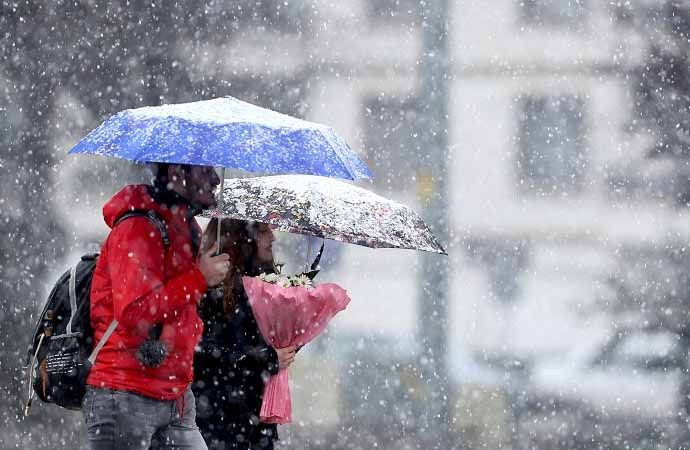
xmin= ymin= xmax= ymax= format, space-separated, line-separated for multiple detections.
xmin=276 ymin=345 xmax=297 ymax=370
xmin=199 ymin=248 xmax=230 ymax=287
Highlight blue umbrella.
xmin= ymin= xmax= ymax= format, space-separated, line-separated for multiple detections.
xmin=68 ymin=96 xmax=372 ymax=181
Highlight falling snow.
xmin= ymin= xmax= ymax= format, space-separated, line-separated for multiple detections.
xmin=3 ymin=1 xmax=690 ymax=449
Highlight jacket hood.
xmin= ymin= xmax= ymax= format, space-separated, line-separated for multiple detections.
xmin=102 ymin=184 xmax=161 ymax=229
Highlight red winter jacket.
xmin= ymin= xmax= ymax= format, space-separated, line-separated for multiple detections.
xmin=87 ymin=185 xmax=208 ymax=400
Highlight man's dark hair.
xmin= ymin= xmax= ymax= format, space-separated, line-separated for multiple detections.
xmin=153 ymin=163 xmax=171 ymax=193
xmin=152 ymin=163 xmax=192 ymax=193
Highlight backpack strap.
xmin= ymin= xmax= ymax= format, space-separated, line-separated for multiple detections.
xmin=65 ymin=265 xmax=79 ymax=335
xmin=87 ymin=319 xmax=118 ymax=365
xmin=115 ymin=210 xmax=170 ymax=248
xmin=82 ymin=210 xmax=170 ymax=365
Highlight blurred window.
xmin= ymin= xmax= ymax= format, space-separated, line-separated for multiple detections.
xmin=467 ymin=239 xmax=529 ymax=304
xmin=520 ymin=0 xmax=588 ymax=26
xmin=207 ymin=0 xmax=307 ymax=33
xmin=362 ymin=95 xmax=422 ymax=192
xmin=608 ymin=1 xmax=633 ymax=25
xmin=593 ymin=330 xmax=679 ymax=370
xmin=0 ymin=107 xmax=10 ymax=146
xmin=229 ymin=76 xmax=307 ymax=118
xmin=517 ymin=95 xmax=586 ymax=195
xmin=367 ymin=0 xmax=419 ymax=24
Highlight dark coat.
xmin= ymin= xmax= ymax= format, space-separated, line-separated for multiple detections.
xmin=193 ymin=288 xmax=279 ymax=449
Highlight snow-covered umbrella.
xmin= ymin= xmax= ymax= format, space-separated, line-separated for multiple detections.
xmin=68 ymin=96 xmax=373 ymax=249
xmin=204 ymin=175 xmax=447 ymax=255
xmin=68 ymin=96 xmax=372 ymax=181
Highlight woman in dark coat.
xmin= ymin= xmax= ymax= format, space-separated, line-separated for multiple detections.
xmin=193 ymin=218 xmax=297 ymax=450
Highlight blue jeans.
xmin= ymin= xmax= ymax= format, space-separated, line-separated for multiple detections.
xmin=83 ymin=386 xmax=207 ymax=450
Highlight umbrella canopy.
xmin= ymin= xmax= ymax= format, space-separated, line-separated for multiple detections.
xmin=68 ymin=96 xmax=372 ymax=180
xmin=205 ymin=175 xmax=447 ymax=255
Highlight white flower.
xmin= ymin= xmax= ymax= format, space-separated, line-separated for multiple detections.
xmin=263 ymin=273 xmax=280 ymax=283
xmin=292 ymin=274 xmax=313 ymax=288
xmin=258 ymin=272 xmax=313 ymax=289
xmin=277 ymin=276 xmax=292 ymax=288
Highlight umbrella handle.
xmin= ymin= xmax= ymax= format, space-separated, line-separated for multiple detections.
xmin=216 ymin=167 xmax=225 ymax=255
xmin=304 ymin=237 xmax=325 ymax=273
xmin=304 ymin=237 xmax=312 ymax=273
xmin=311 ymin=240 xmax=325 ymax=271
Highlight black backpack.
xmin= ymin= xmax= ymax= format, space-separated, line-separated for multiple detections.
xmin=24 ymin=210 xmax=169 ymax=414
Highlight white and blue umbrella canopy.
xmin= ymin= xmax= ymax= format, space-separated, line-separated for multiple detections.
xmin=204 ymin=175 xmax=447 ymax=255
xmin=69 ymin=96 xmax=372 ymax=180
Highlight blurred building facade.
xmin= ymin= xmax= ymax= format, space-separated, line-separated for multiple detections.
xmin=265 ymin=1 xmax=689 ymax=448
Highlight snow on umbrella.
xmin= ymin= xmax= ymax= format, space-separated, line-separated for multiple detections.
xmin=205 ymin=174 xmax=447 ymax=255
xmin=68 ymin=96 xmax=372 ymax=180
xmin=68 ymin=96 xmax=373 ymax=250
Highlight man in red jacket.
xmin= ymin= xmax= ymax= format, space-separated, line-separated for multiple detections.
xmin=83 ymin=163 xmax=229 ymax=449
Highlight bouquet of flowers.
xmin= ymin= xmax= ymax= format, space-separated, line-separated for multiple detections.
xmin=243 ymin=270 xmax=350 ymax=424
xmin=257 ymin=271 xmax=314 ymax=289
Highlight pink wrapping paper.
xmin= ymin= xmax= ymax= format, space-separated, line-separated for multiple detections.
xmin=242 ymin=276 xmax=351 ymax=424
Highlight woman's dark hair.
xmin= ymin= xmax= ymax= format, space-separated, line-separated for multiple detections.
xmin=202 ymin=218 xmax=274 ymax=315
